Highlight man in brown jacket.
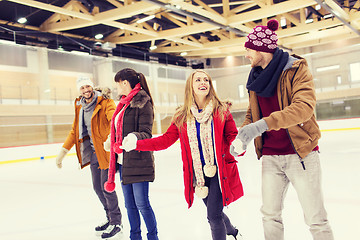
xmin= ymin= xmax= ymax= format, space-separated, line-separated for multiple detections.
xmin=232 ymin=20 xmax=334 ymax=240
xmin=55 ymin=76 xmax=122 ymax=239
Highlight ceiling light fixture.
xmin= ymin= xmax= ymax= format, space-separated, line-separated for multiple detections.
xmin=180 ymin=52 xmax=187 ymax=56
xmin=280 ymin=17 xmax=286 ymax=27
xmin=149 ymin=45 xmax=157 ymax=50
xmin=136 ymin=15 xmax=156 ymax=24
xmin=95 ymin=33 xmax=103 ymax=39
xmin=17 ymin=17 xmax=27 ymax=24
xmin=324 ymin=13 xmax=333 ymax=19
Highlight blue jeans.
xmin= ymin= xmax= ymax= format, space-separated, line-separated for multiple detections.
xmin=119 ymin=165 xmax=158 ymax=240
xmin=261 ymin=151 xmax=334 ymax=240
xmin=203 ymin=172 xmax=237 ymax=240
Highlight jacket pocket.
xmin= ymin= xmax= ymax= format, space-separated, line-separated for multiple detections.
xmin=297 ymin=117 xmax=320 ymax=142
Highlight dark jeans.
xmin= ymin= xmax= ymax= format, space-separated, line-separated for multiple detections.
xmin=90 ymin=153 xmax=122 ymax=225
xmin=203 ymin=172 xmax=237 ymax=240
xmin=119 ymin=165 xmax=158 ymax=240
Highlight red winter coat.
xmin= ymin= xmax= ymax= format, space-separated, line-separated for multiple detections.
xmin=135 ymin=109 xmax=244 ymax=208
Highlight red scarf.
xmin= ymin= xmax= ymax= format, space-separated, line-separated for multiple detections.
xmin=105 ymin=83 xmax=141 ymax=192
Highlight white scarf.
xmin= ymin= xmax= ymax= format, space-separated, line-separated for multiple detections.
xmin=187 ymin=100 xmax=216 ymax=198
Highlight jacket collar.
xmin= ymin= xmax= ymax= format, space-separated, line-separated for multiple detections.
xmin=129 ymin=90 xmax=150 ymax=109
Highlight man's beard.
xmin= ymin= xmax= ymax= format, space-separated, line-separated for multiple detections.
xmin=83 ymin=91 xmax=94 ymax=100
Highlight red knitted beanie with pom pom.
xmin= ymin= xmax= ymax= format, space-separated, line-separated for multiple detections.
xmin=244 ymin=19 xmax=279 ymax=53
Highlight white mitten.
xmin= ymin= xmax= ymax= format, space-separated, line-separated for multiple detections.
xmin=121 ymin=133 xmax=137 ymax=152
xmin=56 ymin=147 xmax=69 ymax=169
xmin=104 ymin=135 xmax=111 ymax=152
xmin=230 ymin=139 xmax=247 ymax=157
xmin=233 ymin=138 xmax=243 ymax=152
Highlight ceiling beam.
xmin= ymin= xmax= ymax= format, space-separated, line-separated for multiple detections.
xmin=107 ymin=22 xmax=216 ymax=45
xmin=313 ymin=0 xmax=360 ymax=35
xmin=41 ymin=1 xmax=159 ymax=32
xmin=228 ymin=0 xmax=315 ymax=26
xmin=0 ymin=20 xmax=98 ymax=42
xmin=282 ymin=25 xmax=354 ymax=47
xmin=324 ymin=0 xmax=350 ymax=21
xmin=6 ymin=0 xmax=94 ymax=21
xmin=277 ymin=18 xmax=343 ymax=38
xmin=155 ymin=37 xmax=246 ymax=53
xmin=173 ymin=1 xmax=227 ymax=25
xmin=289 ymin=29 xmax=359 ymax=49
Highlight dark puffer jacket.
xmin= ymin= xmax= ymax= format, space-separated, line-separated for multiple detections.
xmin=119 ymin=90 xmax=155 ymax=185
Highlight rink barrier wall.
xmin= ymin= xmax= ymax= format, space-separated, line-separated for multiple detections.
xmin=0 ymin=121 xmax=359 ymax=165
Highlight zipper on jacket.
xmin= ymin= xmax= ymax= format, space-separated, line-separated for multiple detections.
xmin=212 ymin=119 xmax=229 ymax=206
xmin=280 ymin=69 xmax=306 ymax=170
xmin=285 ymin=129 xmax=305 ymax=170
xmin=180 ymin=133 xmax=193 ymax=207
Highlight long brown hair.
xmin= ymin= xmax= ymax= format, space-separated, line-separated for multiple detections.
xmin=114 ymin=68 xmax=154 ymax=106
xmin=172 ymin=70 xmax=227 ymax=129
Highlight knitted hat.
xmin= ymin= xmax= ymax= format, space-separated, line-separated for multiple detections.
xmin=76 ymin=76 xmax=94 ymax=91
xmin=244 ymin=19 xmax=279 ymax=53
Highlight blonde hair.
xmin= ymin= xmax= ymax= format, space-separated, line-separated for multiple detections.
xmin=172 ymin=70 xmax=228 ymax=129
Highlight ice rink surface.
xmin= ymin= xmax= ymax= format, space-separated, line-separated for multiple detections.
xmin=0 ymin=118 xmax=359 ymax=240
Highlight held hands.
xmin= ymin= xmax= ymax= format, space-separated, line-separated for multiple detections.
xmin=56 ymin=147 xmax=69 ymax=169
xmin=113 ymin=142 xmax=122 ymax=154
xmin=230 ymin=139 xmax=246 ymax=157
xmin=237 ymin=119 xmax=268 ymax=150
xmin=120 ymin=133 xmax=138 ymax=152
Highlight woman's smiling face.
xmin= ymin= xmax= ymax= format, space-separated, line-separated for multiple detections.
xmin=192 ymin=71 xmax=210 ymax=99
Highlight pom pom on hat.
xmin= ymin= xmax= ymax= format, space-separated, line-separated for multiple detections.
xmin=104 ymin=181 xmax=115 ymax=193
xmin=76 ymin=76 xmax=94 ymax=91
xmin=244 ymin=19 xmax=279 ymax=53
xmin=267 ymin=19 xmax=279 ymax=31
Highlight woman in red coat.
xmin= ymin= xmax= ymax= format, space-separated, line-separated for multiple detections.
xmin=120 ymin=70 xmax=244 ymax=240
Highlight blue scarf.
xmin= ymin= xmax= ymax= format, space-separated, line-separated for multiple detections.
xmin=246 ymin=48 xmax=289 ymax=97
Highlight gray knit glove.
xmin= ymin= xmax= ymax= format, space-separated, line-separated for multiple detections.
xmin=237 ymin=119 xmax=268 ymax=150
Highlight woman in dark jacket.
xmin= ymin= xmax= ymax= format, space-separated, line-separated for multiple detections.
xmin=104 ymin=68 xmax=158 ymax=240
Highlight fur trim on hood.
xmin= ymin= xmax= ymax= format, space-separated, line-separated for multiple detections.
xmin=94 ymin=86 xmax=112 ymax=99
xmin=130 ymin=90 xmax=151 ymax=109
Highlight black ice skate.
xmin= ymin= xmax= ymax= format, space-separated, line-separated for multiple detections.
xmin=229 ymin=228 xmax=244 ymax=240
xmin=101 ymin=224 xmax=122 ymax=239
xmin=95 ymin=220 xmax=110 ymax=236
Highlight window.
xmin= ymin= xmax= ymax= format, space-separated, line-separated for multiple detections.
xmin=238 ymin=85 xmax=245 ymax=98
xmin=337 ymin=75 xmax=342 ymax=84
xmin=349 ymin=62 xmax=360 ymax=82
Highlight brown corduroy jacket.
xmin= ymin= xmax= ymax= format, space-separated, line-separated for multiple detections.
xmin=62 ymin=88 xmax=116 ymax=169
xmin=243 ymin=54 xmax=321 ymax=159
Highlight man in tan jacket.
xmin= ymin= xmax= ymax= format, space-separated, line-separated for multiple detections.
xmin=232 ymin=20 xmax=334 ymax=240
xmin=56 ymin=76 xmax=122 ymax=239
